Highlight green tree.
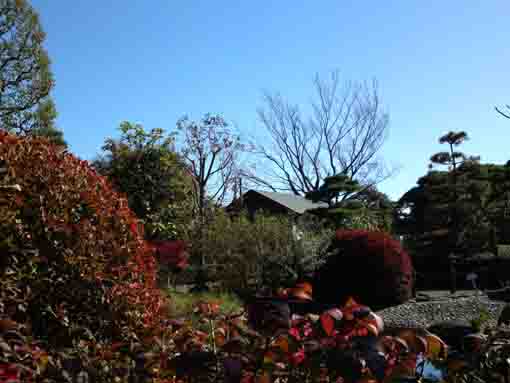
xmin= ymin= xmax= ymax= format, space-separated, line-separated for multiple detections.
xmin=306 ymin=173 xmax=392 ymax=231
xmin=0 ymin=0 xmax=61 ymax=137
xmin=31 ymin=123 xmax=67 ymax=147
xmin=429 ymin=131 xmax=477 ymax=255
xmin=396 ymin=162 xmax=510 ymax=257
xmin=93 ymin=121 xmax=193 ymax=240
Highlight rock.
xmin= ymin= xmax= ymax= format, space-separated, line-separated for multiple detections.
xmin=427 ymin=320 xmax=475 ymax=351
xmin=487 ymin=286 xmax=510 ymax=302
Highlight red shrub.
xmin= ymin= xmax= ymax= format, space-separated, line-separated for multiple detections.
xmin=0 ymin=131 xmax=169 ymax=380
xmin=150 ymin=240 xmax=189 ymax=271
xmin=313 ymin=230 xmax=414 ymax=310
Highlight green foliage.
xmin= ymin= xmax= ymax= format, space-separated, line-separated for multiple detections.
xmin=187 ymin=209 xmax=330 ymax=293
xmin=471 ymin=308 xmax=490 ymax=332
xmin=306 ymin=173 xmax=361 ymax=206
xmin=94 ymin=121 xmax=193 ymax=240
xmin=0 ymin=0 xmax=58 ymax=135
xmin=307 ymin=174 xmax=393 ymax=231
xmin=397 ymin=162 xmax=510 ymax=257
xmin=31 ymin=124 xmax=67 ymax=148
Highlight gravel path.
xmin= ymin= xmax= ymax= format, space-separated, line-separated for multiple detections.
xmin=376 ymin=295 xmax=507 ymax=329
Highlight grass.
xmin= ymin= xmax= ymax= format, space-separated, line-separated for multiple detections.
xmin=164 ymin=288 xmax=244 ymax=319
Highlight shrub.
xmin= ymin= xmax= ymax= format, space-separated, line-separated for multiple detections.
xmin=188 ymin=210 xmax=328 ymax=294
xmin=313 ymin=229 xmax=414 ymax=310
xmin=150 ymin=239 xmax=190 ymax=287
xmin=0 ymin=131 xmax=168 ymax=380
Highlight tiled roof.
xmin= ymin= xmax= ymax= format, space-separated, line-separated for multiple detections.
xmin=248 ymin=190 xmax=328 ymax=214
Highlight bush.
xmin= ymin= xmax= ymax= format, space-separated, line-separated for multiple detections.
xmin=186 ymin=210 xmax=328 ymax=294
xmin=0 ymin=131 xmax=168 ymax=380
xmin=150 ymin=239 xmax=190 ymax=287
xmin=313 ymin=229 xmax=414 ymax=310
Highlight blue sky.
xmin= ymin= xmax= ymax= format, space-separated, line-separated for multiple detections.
xmin=31 ymin=1 xmax=509 ymax=201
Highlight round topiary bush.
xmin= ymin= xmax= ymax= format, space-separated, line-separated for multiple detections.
xmin=313 ymin=229 xmax=414 ymax=311
xmin=0 ymin=131 xmax=168 ymax=380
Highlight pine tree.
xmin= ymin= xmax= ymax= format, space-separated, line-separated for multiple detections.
xmin=429 ymin=131 xmax=478 ymax=256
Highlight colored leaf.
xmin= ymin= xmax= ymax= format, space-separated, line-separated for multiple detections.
xmin=271 ymin=337 xmax=289 ymax=353
xmin=321 ymin=313 xmax=335 ymax=336
xmin=424 ymin=333 xmax=448 ymax=360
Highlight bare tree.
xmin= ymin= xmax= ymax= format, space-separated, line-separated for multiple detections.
xmin=176 ymin=113 xmax=244 ymax=216
xmin=176 ymin=113 xmax=245 ymax=290
xmin=244 ymin=70 xmax=395 ymax=200
xmin=495 ymin=105 xmax=510 ymax=119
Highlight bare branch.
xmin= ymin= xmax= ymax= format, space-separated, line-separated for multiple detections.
xmin=249 ymin=71 xmax=393 ymax=197
xmin=177 ymin=114 xmax=245 ymax=212
xmin=495 ymin=105 xmax=510 ymax=119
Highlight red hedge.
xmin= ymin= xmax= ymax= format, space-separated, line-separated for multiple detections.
xmin=0 ymin=131 xmax=166 ymax=336
xmin=313 ymin=230 xmax=414 ymax=310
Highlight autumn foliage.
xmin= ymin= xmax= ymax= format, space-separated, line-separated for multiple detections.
xmin=0 ymin=131 xmax=168 ymax=380
xmin=1 ymin=131 xmax=506 ymax=383
xmin=150 ymin=240 xmax=189 ymax=272
xmin=313 ymin=230 xmax=414 ymax=310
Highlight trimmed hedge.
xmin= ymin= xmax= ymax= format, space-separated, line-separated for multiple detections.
xmin=313 ymin=229 xmax=414 ymax=311
xmin=0 ymin=131 xmax=168 ymax=380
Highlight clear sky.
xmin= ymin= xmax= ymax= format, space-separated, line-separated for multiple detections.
xmin=31 ymin=1 xmax=510 ymax=201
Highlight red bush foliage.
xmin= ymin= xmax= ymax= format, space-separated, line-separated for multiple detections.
xmin=0 ymin=131 xmax=168 ymax=380
xmin=313 ymin=230 xmax=414 ymax=310
xmin=150 ymin=240 xmax=189 ymax=271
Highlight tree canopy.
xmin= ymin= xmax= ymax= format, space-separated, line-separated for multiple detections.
xmin=244 ymin=70 xmax=395 ymax=198
xmin=176 ymin=113 xmax=245 ymax=214
xmin=395 ymin=161 xmax=510 ymax=257
xmin=93 ymin=122 xmax=193 ymax=240
xmin=0 ymin=0 xmax=61 ymax=138
xmin=307 ymin=173 xmax=393 ymax=231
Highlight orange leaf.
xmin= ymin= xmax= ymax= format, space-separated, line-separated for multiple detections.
xmin=272 ymin=336 xmax=289 ymax=353
xmin=424 ymin=333 xmax=448 ymax=359
xmin=290 ymin=288 xmax=312 ymax=301
xmin=295 ymin=282 xmax=313 ymax=296
xmin=344 ymin=297 xmax=359 ymax=308
xmin=256 ymin=371 xmax=271 ymax=383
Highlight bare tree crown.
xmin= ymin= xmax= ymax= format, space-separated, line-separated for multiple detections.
xmin=245 ymin=70 xmax=393 ymax=199
xmin=177 ymin=114 xmax=244 ymax=210
xmin=495 ymin=105 xmax=510 ymax=119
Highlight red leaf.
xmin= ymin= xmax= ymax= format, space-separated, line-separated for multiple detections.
xmin=289 ymin=348 xmax=306 ymax=366
xmin=288 ymin=327 xmax=301 ymax=340
xmin=320 ymin=312 xmax=335 ymax=336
